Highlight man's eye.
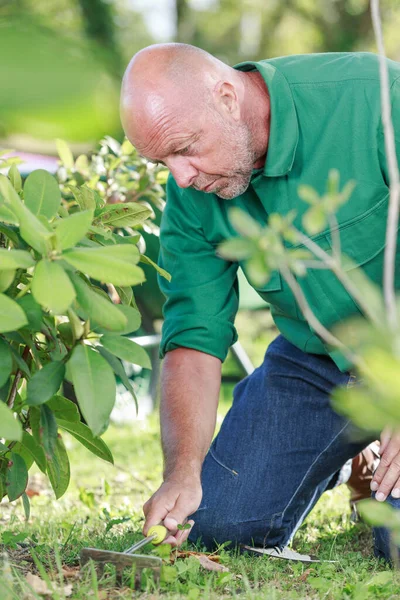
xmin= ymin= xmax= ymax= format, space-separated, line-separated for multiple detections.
xmin=177 ymin=145 xmax=191 ymax=155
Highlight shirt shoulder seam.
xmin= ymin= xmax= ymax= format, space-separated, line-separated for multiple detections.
xmin=289 ymin=77 xmax=381 ymax=87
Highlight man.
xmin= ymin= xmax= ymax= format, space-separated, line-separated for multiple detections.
xmin=120 ymin=43 xmax=400 ymax=560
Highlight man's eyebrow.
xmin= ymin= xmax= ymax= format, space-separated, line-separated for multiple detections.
xmin=166 ymin=133 xmax=200 ymax=154
xmin=138 ymin=133 xmax=201 ymax=164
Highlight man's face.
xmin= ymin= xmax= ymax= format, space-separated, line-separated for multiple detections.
xmin=134 ymin=102 xmax=257 ymax=200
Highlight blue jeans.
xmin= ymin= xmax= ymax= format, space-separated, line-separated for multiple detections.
xmin=188 ymin=335 xmax=399 ymax=562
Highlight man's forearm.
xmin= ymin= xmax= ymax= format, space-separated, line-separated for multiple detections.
xmin=160 ymin=347 xmax=221 ymax=480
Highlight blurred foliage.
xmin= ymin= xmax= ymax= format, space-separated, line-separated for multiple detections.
xmin=175 ymin=0 xmax=400 ymax=64
xmin=1 ymin=0 xmax=399 ymax=146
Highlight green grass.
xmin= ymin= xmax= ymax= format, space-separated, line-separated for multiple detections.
xmin=1 ymin=313 xmax=399 ymax=598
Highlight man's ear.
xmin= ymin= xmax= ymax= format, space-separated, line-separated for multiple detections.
xmin=213 ymin=81 xmax=241 ymax=121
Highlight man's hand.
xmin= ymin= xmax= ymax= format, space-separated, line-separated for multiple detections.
xmin=371 ymin=427 xmax=400 ymax=501
xmin=143 ymin=475 xmax=202 ymax=547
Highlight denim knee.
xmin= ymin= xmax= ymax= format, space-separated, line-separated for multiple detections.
xmin=188 ymin=507 xmax=289 ymax=551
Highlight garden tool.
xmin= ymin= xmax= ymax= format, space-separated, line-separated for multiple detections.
xmin=242 ymin=545 xmax=337 ymax=563
xmin=80 ymin=525 xmax=168 ymax=587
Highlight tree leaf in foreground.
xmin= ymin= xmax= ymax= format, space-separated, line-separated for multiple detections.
xmin=0 ymin=338 xmax=13 ymax=387
xmin=62 ymin=245 xmax=145 ymax=286
xmin=0 ymin=249 xmax=35 ymax=270
xmin=69 ymin=272 xmax=127 ymax=332
xmin=0 ymin=401 xmax=22 ymax=441
xmin=46 ymin=434 xmax=70 ymax=499
xmin=57 ymin=419 xmax=113 ymax=463
xmin=32 ymin=259 xmax=76 ymax=314
xmin=101 ymin=334 xmax=151 ymax=369
xmin=68 ymin=344 xmax=116 ymax=436
xmin=24 ymin=169 xmax=61 ymax=219
xmin=0 ymin=293 xmax=28 ymax=333
xmin=20 ymin=431 xmax=47 ymax=473
xmin=7 ymin=452 xmax=28 ymax=500
xmin=26 ymin=361 xmax=66 ymax=406
xmin=54 ymin=209 xmax=94 ymax=250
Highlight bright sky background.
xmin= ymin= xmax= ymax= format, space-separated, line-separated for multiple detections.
xmin=129 ymin=0 xmax=217 ymax=40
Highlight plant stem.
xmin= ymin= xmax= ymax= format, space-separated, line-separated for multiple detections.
xmin=293 ymin=228 xmax=381 ymax=327
xmin=7 ymin=346 xmax=30 ymax=409
xmin=328 ymin=213 xmax=341 ymax=263
xmin=15 ymin=282 xmax=31 ymax=299
xmin=371 ymin=0 xmax=400 ymax=331
xmin=280 ymin=264 xmax=364 ymax=369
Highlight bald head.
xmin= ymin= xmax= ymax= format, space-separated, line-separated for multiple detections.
xmin=120 ymin=43 xmax=270 ymax=199
xmin=120 ymin=43 xmax=236 ymax=150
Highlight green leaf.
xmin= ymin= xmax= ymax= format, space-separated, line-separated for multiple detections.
xmin=24 ymin=169 xmax=61 ymax=219
xmin=0 ymin=338 xmax=13 ymax=387
xmin=302 ymin=205 xmax=327 ymax=235
xmin=114 ymin=285 xmax=133 ymax=306
xmin=46 ymin=395 xmax=80 ymax=423
xmin=0 ymin=203 xmax=18 ymax=224
xmin=228 ymin=207 xmax=262 ymax=238
xmin=0 ymin=174 xmax=53 ymax=253
xmin=22 ymin=492 xmax=30 ymax=520
xmin=0 ymin=270 xmax=15 ymax=292
xmin=63 ymin=245 xmax=145 ymax=286
xmin=140 ymin=254 xmax=171 ymax=281
xmin=54 ymin=210 xmax=94 ymax=250
xmin=245 ymin=254 xmax=271 ymax=288
xmin=297 ymin=184 xmax=320 ymax=205
xmin=16 ymin=295 xmax=43 ymax=332
xmin=26 ymin=362 xmax=65 ymax=406
xmin=0 ymin=293 xmax=28 ymax=332
xmin=358 ymin=499 xmax=400 ymax=529
xmin=56 ymin=139 xmax=74 ymax=169
xmin=57 ymin=419 xmax=114 ymax=463
xmin=0 ymin=249 xmax=35 ymax=270
xmin=217 ymin=238 xmax=255 ymax=261
xmin=101 ymin=335 xmax=151 ymax=369
xmin=40 ymin=404 xmax=58 ymax=459
xmin=6 ymin=453 xmax=28 ymax=501
xmin=0 ymin=401 xmax=22 ymax=441
xmin=9 ymin=345 xmax=30 ymax=377
xmin=69 ymin=272 xmax=128 ymax=332
xmin=47 ymin=434 xmax=70 ymax=499
xmin=98 ymin=346 xmax=138 ymax=413
xmin=8 ymin=164 xmax=22 ymax=193
xmin=20 ymin=431 xmax=47 ymax=473
xmin=68 ymin=344 xmax=116 ymax=436
xmin=32 ymin=259 xmax=76 ymax=314
xmin=93 ymin=304 xmax=141 ymax=335
xmin=97 ymin=203 xmax=152 ymax=228
xmin=68 ymin=185 xmax=97 ymax=211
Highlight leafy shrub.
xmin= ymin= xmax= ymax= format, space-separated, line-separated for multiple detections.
xmin=0 ymin=139 xmax=168 ymax=512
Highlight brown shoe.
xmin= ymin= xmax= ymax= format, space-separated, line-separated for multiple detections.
xmin=347 ymin=441 xmax=380 ymax=519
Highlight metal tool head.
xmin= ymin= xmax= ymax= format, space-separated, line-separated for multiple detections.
xmin=80 ymin=547 xmax=162 ymax=588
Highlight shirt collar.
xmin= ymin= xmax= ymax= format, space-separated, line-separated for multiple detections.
xmin=234 ymin=60 xmax=299 ymax=177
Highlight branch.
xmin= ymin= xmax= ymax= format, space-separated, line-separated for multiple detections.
xmin=371 ymin=0 xmax=400 ymax=330
xmin=280 ymin=264 xmax=365 ymax=370
xmin=293 ymin=229 xmax=381 ymax=327
xmin=7 ymin=346 xmax=30 ymax=409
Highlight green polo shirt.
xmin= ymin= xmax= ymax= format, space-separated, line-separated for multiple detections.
xmin=158 ymin=52 xmax=400 ymax=372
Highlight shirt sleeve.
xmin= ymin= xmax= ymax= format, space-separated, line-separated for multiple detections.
xmin=158 ymin=175 xmax=239 ymax=361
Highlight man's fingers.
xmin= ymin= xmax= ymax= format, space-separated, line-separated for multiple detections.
xmin=163 ymin=494 xmax=195 ymax=534
xmin=380 ymin=427 xmax=392 ymax=456
xmin=161 ymin=519 xmax=195 ymax=548
xmin=371 ymin=436 xmax=400 ymax=490
xmin=375 ymin=453 xmax=400 ymax=501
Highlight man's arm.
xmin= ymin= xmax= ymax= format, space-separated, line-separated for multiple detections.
xmin=142 ymin=347 xmax=221 ymax=546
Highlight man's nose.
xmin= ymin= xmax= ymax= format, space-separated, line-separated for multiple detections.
xmin=168 ymin=157 xmax=198 ymax=189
